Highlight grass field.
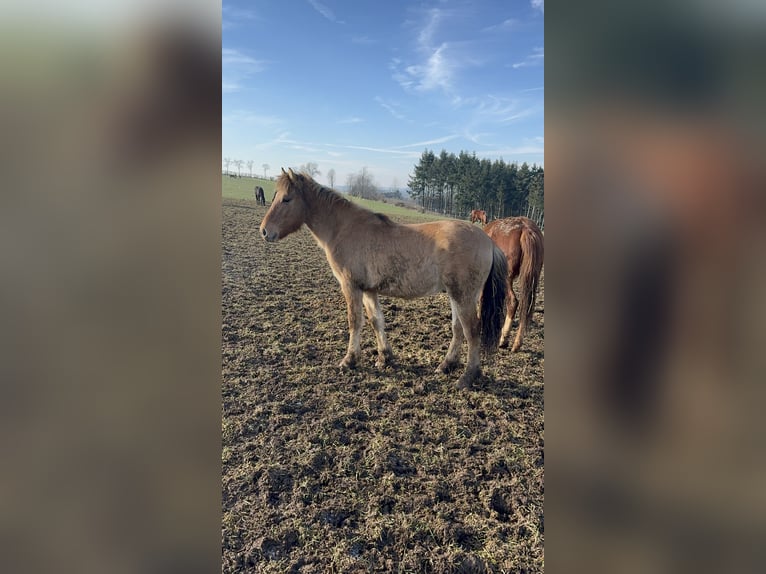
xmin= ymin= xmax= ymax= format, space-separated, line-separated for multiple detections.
xmin=222 ymin=175 xmax=450 ymax=221
xmin=221 ymin=194 xmax=544 ymax=572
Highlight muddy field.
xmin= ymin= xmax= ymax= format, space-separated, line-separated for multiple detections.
xmin=222 ymin=197 xmax=544 ymax=573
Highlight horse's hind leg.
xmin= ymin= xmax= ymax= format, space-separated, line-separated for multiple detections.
xmin=363 ymin=291 xmax=393 ymax=367
xmin=499 ymin=279 xmax=518 ymax=348
xmin=437 ymin=298 xmax=464 ymax=374
xmin=339 ymin=284 xmax=363 ymax=369
xmin=511 ymin=287 xmax=528 ymax=353
xmin=455 ymin=299 xmax=481 ymax=389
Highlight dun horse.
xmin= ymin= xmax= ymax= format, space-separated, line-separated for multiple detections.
xmin=483 ymin=216 xmax=544 ymax=352
xmin=470 ymin=209 xmax=487 ymax=225
xmin=260 ymin=168 xmax=508 ymax=388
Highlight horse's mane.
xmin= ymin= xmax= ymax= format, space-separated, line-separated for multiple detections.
xmin=305 ymin=176 xmax=353 ymax=211
xmin=281 ymin=172 xmax=393 ymax=225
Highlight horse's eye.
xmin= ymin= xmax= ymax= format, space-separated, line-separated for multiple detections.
xmin=282 ymin=196 xmax=292 ymax=203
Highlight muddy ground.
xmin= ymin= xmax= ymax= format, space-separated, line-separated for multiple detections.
xmin=222 ymin=197 xmax=544 ymax=573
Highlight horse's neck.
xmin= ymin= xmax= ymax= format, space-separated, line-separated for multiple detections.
xmin=303 ymin=186 xmax=353 ymax=247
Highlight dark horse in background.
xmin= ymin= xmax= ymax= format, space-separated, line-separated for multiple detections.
xmin=470 ymin=209 xmax=487 ymax=225
xmin=260 ymin=168 xmax=508 ymax=389
xmin=254 ymin=185 xmax=266 ymax=206
xmin=483 ymin=216 xmax=544 ymax=352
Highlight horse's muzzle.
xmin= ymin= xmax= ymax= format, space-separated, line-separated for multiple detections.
xmin=260 ymin=226 xmax=277 ymax=242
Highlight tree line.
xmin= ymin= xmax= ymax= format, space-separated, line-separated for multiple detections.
xmin=407 ymin=150 xmax=544 ymax=224
xmin=223 ymin=157 xmax=271 ymax=179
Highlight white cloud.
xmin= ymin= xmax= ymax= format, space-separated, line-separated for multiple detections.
xmin=374 ymin=96 xmax=406 ymax=121
xmin=338 ymin=117 xmax=364 ymax=124
xmin=392 ymin=8 xmax=460 ymax=94
xmin=511 ymin=47 xmax=544 ymax=69
xmin=393 ymin=42 xmax=455 ymax=93
xmin=307 ymin=0 xmax=345 ymax=23
xmin=222 ymin=111 xmax=283 ymax=126
xmin=222 ymin=48 xmax=265 ymax=70
xmin=482 ymin=18 xmax=519 ymax=33
xmin=531 ymin=0 xmax=544 ymax=13
xmin=396 ymin=134 xmax=460 ymax=149
xmin=222 ymin=48 xmax=266 ymax=91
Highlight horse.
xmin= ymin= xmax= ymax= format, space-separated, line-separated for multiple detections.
xmin=254 ymin=185 xmax=266 ymax=206
xmin=483 ymin=216 xmax=544 ymax=352
xmin=260 ymin=168 xmax=508 ymax=389
xmin=470 ymin=209 xmax=487 ymax=225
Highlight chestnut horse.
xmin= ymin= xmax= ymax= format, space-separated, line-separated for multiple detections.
xmin=470 ymin=209 xmax=487 ymax=225
xmin=260 ymin=168 xmax=508 ymax=388
xmin=483 ymin=216 xmax=544 ymax=352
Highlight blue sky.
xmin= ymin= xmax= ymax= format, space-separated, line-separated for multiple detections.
xmin=223 ymin=0 xmax=544 ymax=190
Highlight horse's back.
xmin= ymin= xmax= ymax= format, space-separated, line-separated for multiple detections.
xmin=484 ymin=217 xmax=543 ymax=275
xmin=408 ymin=220 xmax=497 ymax=286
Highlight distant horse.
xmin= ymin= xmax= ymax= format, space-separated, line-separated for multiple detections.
xmin=470 ymin=209 xmax=487 ymax=225
xmin=254 ymin=185 xmax=266 ymax=206
xmin=260 ymin=168 xmax=508 ymax=388
xmin=483 ymin=216 xmax=544 ymax=352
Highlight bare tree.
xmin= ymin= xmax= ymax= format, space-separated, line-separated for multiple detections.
xmin=234 ymin=159 xmax=243 ymax=177
xmin=223 ymin=157 xmax=231 ymax=175
xmin=246 ymin=160 xmax=254 ymax=177
xmin=262 ymin=163 xmax=270 ymax=179
xmin=327 ymin=168 xmax=336 ymax=189
xmin=300 ymin=162 xmax=320 ymax=177
xmin=346 ymin=166 xmax=379 ymax=200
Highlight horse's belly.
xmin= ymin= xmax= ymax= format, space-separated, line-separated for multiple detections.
xmin=376 ymin=271 xmax=442 ymax=299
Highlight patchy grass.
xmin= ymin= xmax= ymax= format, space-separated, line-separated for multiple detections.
xmin=222 ymin=197 xmax=544 ymax=573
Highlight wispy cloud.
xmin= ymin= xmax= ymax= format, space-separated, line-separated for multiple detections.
xmin=531 ymin=0 xmax=544 ymax=13
xmin=338 ymin=116 xmax=364 ymax=124
xmin=454 ymin=95 xmax=542 ymax=138
xmin=511 ymin=47 xmax=544 ymax=69
xmin=392 ymin=8 xmax=458 ymax=94
xmin=222 ymin=48 xmax=265 ymax=69
xmin=374 ymin=96 xmax=407 ymax=121
xmin=396 ymin=134 xmax=460 ymax=149
xmin=222 ymin=48 xmax=266 ymax=91
xmin=222 ymin=111 xmax=283 ymax=126
xmin=482 ymin=18 xmax=519 ymax=33
xmin=351 ymin=35 xmax=376 ymax=45
xmin=393 ymin=44 xmax=456 ymax=93
xmin=307 ymin=0 xmax=345 ymax=24
xmin=222 ymin=4 xmax=258 ymax=29
xmin=326 ymin=143 xmax=422 ymax=158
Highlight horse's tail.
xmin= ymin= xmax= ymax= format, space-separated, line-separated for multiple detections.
xmin=480 ymin=243 xmax=509 ymax=352
xmin=518 ymin=226 xmax=544 ymax=332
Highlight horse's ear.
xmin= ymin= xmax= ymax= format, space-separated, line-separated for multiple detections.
xmin=287 ymin=167 xmax=296 ymax=181
xmin=281 ymin=167 xmax=287 ymax=176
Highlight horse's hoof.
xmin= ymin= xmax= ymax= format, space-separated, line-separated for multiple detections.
xmin=339 ymin=355 xmax=357 ymax=369
xmin=375 ymin=350 xmax=394 ymax=368
xmin=457 ymin=368 xmax=480 ymax=390
xmin=499 ymin=338 xmax=509 ymax=349
xmin=436 ymin=360 xmax=459 ymax=374
xmin=511 ymin=343 xmax=521 ymax=353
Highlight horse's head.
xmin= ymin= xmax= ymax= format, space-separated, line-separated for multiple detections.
xmin=260 ymin=167 xmax=310 ymax=242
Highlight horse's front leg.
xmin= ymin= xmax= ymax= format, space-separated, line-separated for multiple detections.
xmin=339 ymin=284 xmax=364 ymax=369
